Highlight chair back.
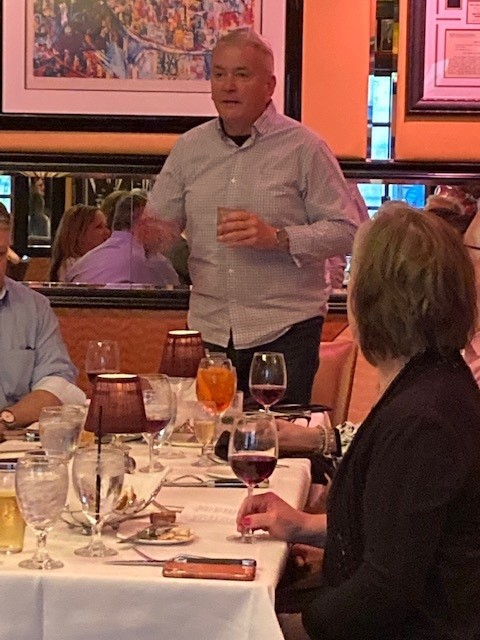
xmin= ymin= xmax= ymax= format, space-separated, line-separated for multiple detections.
xmin=310 ymin=340 xmax=358 ymax=427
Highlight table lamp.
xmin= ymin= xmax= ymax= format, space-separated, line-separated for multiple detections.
xmin=159 ymin=330 xmax=206 ymax=378
xmin=84 ymin=374 xmax=147 ymax=435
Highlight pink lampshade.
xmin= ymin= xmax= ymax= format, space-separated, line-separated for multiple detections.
xmin=84 ymin=374 xmax=147 ymax=435
xmin=159 ymin=330 xmax=206 ymax=378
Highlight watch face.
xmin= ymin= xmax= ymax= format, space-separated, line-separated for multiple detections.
xmin=0 ymin=411 xmax=15 ymax=425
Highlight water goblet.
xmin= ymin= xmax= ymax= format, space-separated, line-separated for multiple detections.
xmin=249 ymin=352 xmax=287 ymax=412
xmin=227 ymin=412 xmax=278 ymax=543
xmin=72 ymin=446 xmax=125 ymax=557
xmin=15 ymin=454 xmax=68 ymax=569
xmin=85 ymin=340 xmax=120 ymax=386
xmin=139 ymin=374 xmax=173 ymax=473
xmin=39 ymin=405 xmax=86 ymax=461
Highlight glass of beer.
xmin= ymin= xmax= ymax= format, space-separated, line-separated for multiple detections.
xmin=0 ymin=462 xmax=25 ymax=554
xmin=189 ymin=400 xmax=218 ymax=467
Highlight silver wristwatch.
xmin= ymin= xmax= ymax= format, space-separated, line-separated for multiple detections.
xmin=0 ymin=409 xmax=19 ymax=430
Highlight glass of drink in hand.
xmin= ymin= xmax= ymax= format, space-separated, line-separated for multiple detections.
xmin=227 ymin=412 xmax=278 ymax=543
xmin=190 ymin=400 xmax=217 ymax=467
xmin=139 ymin=374 xmax=173 ymax=473
xmin=15 ymin=454 xmax=68 ymax=569
xmin=39 ymin=405 xmax=86 ymax=461
xmin=249 ymin=352 xmax=287 ymax=412
xmin=196 ymin=355 xmax=236 ymax=417
xmin=72 ymin=446 xmax=125 ymax=558
xmin=0 ymin=462 xmax=26 ymax=555
xmin=85 ymin=340 xmax=120 ymax=385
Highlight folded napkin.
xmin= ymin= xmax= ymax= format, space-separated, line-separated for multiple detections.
xmin=177 ymin=502 xmax=238 ymax=525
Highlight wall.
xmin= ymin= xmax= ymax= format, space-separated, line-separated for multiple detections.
xmin=395 ymin=0 xmax=480 ymax=161
xmin=0 ymin=1 xmax=371 ymax=160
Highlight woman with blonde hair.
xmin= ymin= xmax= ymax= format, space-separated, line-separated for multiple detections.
xmin=49 ymin=204 xmax=109 ymax=281
xmin=237 ymin=202 xmax=480 ymax=640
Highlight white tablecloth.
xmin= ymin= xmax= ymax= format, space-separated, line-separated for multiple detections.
xmin=0 ymin=444 xmax=311 ymax=640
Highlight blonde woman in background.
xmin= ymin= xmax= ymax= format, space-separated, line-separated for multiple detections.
xmin=49 ymin=204 xmax=109 ymax=281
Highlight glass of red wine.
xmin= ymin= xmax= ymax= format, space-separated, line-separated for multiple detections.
xmin=249 ymin=352 xmax=287 ymax=412
xmin=139 ymin=375 xmax=173 ymax=473
xmin=85 ymin=340 xmax=120 ymax=386
xmin=227 ymin=412 xmax=278 ymax=543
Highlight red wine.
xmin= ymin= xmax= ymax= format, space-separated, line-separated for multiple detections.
xmin=145 ymin=417 xmax=170 ymax=434
xmin=229 ymin=455 xmax=277 ymax=486
xmin=250 ymin=384 xmax=286 ymax=407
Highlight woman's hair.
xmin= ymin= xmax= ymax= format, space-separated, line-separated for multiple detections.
xmin=350 ymin=203 xmax=476 ymax=366
xmin=49 ymin=204 xmax=99 ymax=281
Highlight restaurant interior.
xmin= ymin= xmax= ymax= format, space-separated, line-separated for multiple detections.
xmin=1 ymin=1 xmax=479 ymax=636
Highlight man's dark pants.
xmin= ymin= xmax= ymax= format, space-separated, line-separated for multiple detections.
xmin=203 ymin=316 xmax=323 ymax=406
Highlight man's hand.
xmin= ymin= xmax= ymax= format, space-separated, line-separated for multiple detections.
xmin=134 ymin=213 xmax=180 ymax=254
xmin=217 ymin=209 xmax=278 ymax=249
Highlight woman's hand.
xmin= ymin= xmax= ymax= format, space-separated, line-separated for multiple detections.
xmin=290 ymin=543 xmax=325 ymax=574
xmin=236 ymin=491 xmax=308 ymax=542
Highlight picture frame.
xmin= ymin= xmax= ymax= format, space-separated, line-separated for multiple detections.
xmin=0 ymin=0 xmax=303 ymax=133
xmin=407 ymin=0 xmax=480 ymax=115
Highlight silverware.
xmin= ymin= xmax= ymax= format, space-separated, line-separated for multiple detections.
xmin=104 ymin=559 xmax=167 ymax=566
xmin=117 ymin=524 xmax=174 ymax=544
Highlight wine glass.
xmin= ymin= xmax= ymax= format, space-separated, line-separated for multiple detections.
xmin=196 ymin=354 xmax=236 ymax=417
xmin=72 ymin=446 xmax=125 ymax=557
xmin=139 ymin=374 xmax=173 ymax=473
xmin=85 ymin=340 xmax=120 ymax=385
xmin=15 ymin=454 xmax=68 ymax=569
xmin=38 ymin=405 xmax=86 ymax=461
xmin=227 ymin=412 xmax=278 ymax=543
xmin=189 ymin=400 xmax=218 ymax=467
xmin=249 ymin=352 xmax=287 ymax=412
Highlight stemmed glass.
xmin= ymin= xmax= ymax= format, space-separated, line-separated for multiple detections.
xmin=196 ymin=354 xmax=236 ymax=414
xmin=72 ymin=446 xmax=125 ymax=557
xmin=85 ymin=340 xmax=120 ymax=385
xmin=39 ymin=405 xmax=87 ymax=461
xmin=249 ymin=352 xmax=287 ymax=412
xmin=227 ymin=412 xmax=278 ymax=544
xmin=15 ymin=454 xmax=69 ymax=569
xmin=189 ymin=400 xmax=218 ymax=467
xmin=139 ymin=374 xmax=173 ymax=473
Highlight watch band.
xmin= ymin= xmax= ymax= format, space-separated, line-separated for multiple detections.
xmin=275 ymin=227 xmax=290 ymax=250
xmin=0 ymin=409 xmax=18 ymax=430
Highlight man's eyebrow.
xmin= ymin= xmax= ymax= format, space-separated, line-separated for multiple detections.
xmin=212 ymin=64 xmax=250 ymax=71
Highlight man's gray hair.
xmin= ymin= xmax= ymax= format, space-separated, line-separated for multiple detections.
xmin=112 ymin=193 xmax=147 ymax=231
xmin=0 ymin=202 xmax=11 ymax=229
xmin=215 ymin=28 xmax=274 ymax=71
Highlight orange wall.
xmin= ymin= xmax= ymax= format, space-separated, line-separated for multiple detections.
xmin=395 ymin=0 xmax=480 ymax=161
xmin=0 ymin=0 xmax=371 ymax=160
xmin=302 ymin=0 xmax=370 ymax=159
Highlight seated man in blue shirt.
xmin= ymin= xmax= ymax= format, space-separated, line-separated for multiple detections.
xmin=0 ymin=206 xmax=85 ymax=434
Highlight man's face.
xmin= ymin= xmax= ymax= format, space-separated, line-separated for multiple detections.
xmin=0 ymin=228 xmax=10 ymax=290
xmin=211 ymin=43 xmax=276 ymax=136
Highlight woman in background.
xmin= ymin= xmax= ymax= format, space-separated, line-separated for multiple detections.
xmin=237 ymin=203 xmax=480 ymax=640
xmin=49 ymin=204 xmax=109 ymax=281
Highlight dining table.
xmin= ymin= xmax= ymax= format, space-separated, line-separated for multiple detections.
xmin=0 ymin=438 xmax=311 ymax=640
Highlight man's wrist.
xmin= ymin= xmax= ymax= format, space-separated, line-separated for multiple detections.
xmin=0 ymin=409 xmax=20 ymax=430
xmin=275 ymin=227 xmax=290 ymax=251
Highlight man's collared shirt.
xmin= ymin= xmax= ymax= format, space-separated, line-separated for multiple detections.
xmin=65 ymin=230 xmax=180 ymax=286
xmin=0 ymin=278 xmax=85 ymax=407
xmin=148 ymin=102 xmax=358 ymax=349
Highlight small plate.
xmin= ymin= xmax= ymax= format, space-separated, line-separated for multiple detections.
xmin=169 ymin=434 xmax=201 ymax=448
xmin=116 ymin=529 xmax=196 ymax=546
xmin=204 ymin=466 xmax=237 ymax=480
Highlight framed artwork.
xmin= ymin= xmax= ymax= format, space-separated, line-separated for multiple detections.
xmin=407 ymin=0 xmax=480 ymax=114
xmin=0 ymin=0 xmax=303 ymax=133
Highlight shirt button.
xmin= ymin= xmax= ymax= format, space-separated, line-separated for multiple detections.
xmin=231 ymin=178 xmax=236 ymax=183
xmin=228 ymin=269 xmax=234 ymax=274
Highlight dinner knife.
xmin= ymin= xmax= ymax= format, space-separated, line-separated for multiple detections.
xmin=104 ymin=559 xmax=167 ymax=566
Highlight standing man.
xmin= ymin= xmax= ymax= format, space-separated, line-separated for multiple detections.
xmin=147 ymin=29 xmax=358 ymax=404
xmin=0 ymin=206 xmax=85 ymax=435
